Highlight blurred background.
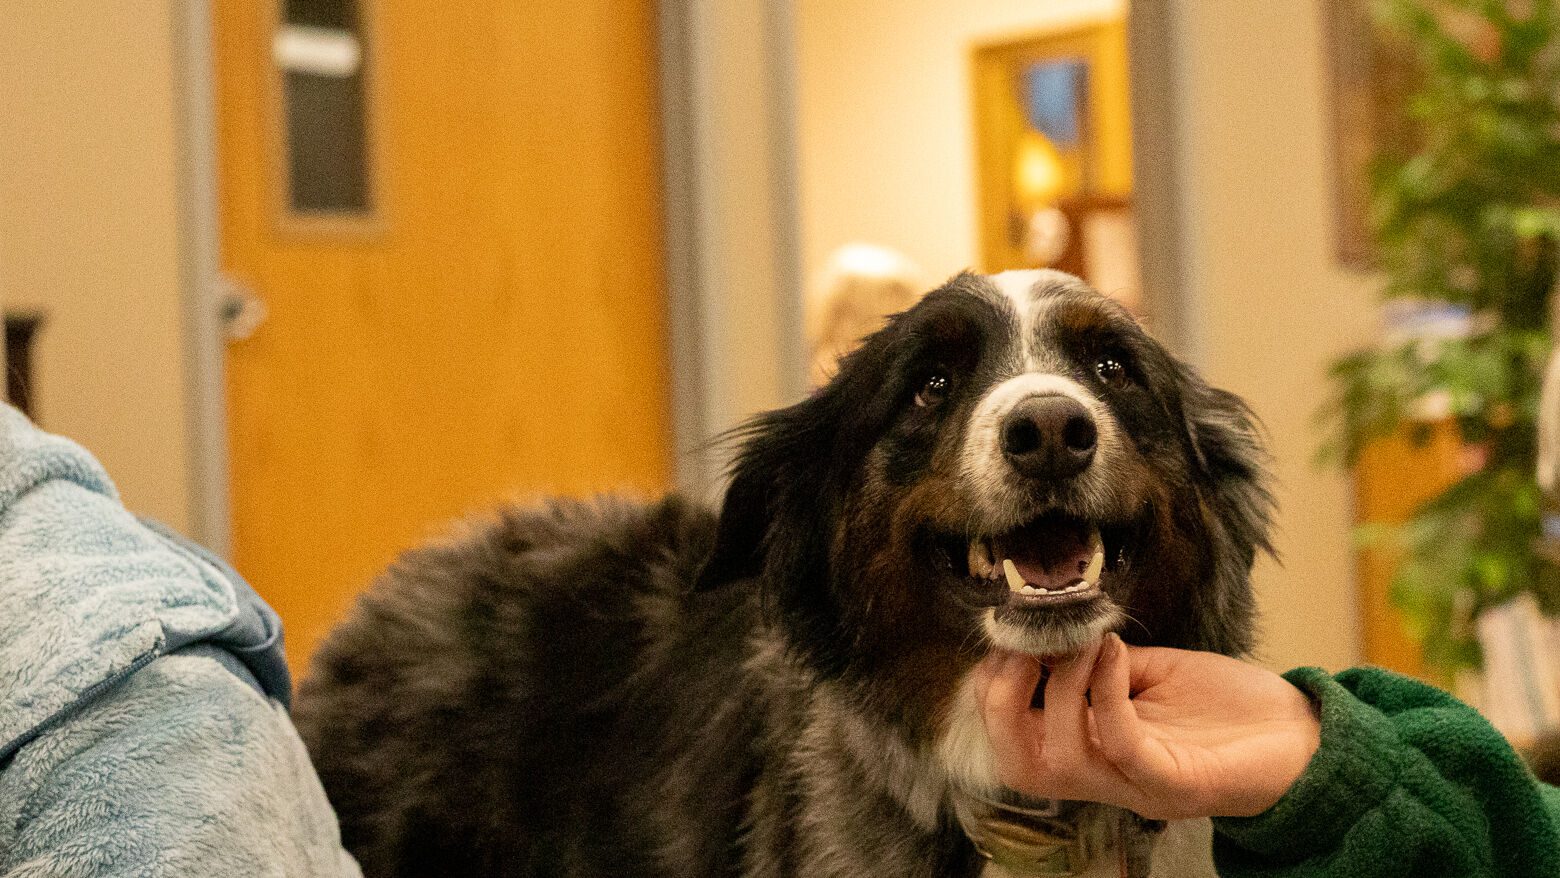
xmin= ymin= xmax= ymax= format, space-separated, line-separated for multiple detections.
xmin=2 ymin=0 xmax=1558 ymax=740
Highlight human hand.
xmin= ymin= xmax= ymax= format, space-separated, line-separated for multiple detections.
xmin=975 ymin=634 xmax=1321 ymax=820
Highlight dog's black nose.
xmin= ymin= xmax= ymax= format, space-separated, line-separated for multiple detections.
xmin=1001 ymin=395 xmax=1097 ymax=480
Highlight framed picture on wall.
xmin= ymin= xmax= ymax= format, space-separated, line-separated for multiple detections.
xmin=1323 ymin=0 xmax=1420 ymax=269
xmin=970 ymin=19 xmax=1142 ymax=311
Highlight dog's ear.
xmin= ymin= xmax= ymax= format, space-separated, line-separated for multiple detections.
xmin=1180 ymin=374 xmax=1275 ymax=568
xmin=694 ymin=315 xmax=914 ymax=677
xmin=695 ymin=314 xmax=911 ymax=595
xmin=694 ymin=393 xmax=840 ymax=592
xmin=695 ymin=426 xmax=787 ymax=590
xmin=1170 ymin=367 xmax=1276 ymax=656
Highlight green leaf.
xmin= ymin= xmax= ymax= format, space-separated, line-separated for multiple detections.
xmin=1322 ymin=0 xmax=1558 ymax=675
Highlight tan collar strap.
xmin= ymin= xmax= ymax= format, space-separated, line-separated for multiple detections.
xmin=952 ymin=793 xmax=1132 ymax=877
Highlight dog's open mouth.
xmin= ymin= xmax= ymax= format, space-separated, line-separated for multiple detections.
xmin=971 ymin=515 xmax=1103 ymax=604
xmin=934 ymin=511 xmax=1133 ymax=611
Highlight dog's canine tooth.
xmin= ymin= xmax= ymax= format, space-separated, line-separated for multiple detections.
xmin=1002 ymin=558 xmax=1025 ymax=593
xmin=967 ymin=540 xmax=994 ymax=579
xmin=1083 ymin=549 xmax=1104 ymax=586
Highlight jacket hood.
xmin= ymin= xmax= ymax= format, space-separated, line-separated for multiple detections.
xmin=0 ymin=406 xmax=288 ymax=763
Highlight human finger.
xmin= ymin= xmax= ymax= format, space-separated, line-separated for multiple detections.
xmin=1125 ymin=643 xmax=1191 ymax=693
xmin=1041 ymin=638 xmax=1104 ymax=761
xmin=1090 ymin=633 xmax=1150 ymax=771
xmin=979 ymin=651 xmax=1045 ymax=750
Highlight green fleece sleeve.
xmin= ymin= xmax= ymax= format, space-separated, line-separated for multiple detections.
xmin=1210 ymin=666 xmax=1560 ymax=878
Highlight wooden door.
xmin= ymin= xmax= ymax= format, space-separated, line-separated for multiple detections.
xmin=1354 ymin=422 xmax=1466 ymax=683
xmin=214 ymin=0 xmax=672 ymax=669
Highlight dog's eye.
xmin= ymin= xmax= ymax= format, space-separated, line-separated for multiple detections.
xmin=915 ymin=372 xmax=951 ymax=408
xmin=1095 ymin=357 xmax=1129 ymax=388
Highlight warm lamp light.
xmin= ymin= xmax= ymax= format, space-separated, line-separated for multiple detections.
xmin=1014 ymin=131 xmax=1065 ymax=207
xmin=825 ymin=242 xmax=917 ymax=280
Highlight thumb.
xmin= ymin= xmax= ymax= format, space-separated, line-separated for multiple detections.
xmin=979 ymin=651 xmax=1045 ymax=774
xmin=1090 ymin=633 xmax=1149 ymax=770
xmin=979 ymin=651 xmax=1044 ymax=725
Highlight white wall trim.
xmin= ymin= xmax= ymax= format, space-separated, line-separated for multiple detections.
xmin=763 ymin=0 xmax=809 ymax=408
xmin=659 ymin=0 xmax=806 ymax=501
xmin=172 ymin=0 xmax=232 ymax=554
xmin=1126 ymin=0 xmax=1200 ymax=363
xmin=658 ymin=0 xmax=712 ymax=498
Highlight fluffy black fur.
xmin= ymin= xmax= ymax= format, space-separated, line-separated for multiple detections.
xmin=295 ymin=272 xmax=1274 ymax=877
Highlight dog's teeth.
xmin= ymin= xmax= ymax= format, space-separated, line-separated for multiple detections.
xmin=1083 ymin=550 xmax=1104 ymax=586
xmin=967 ymin=540 xmax=994 ymax=579
xmin=1020 ymin=585 xmax=1037 ymax=595
xmin=1002 ymin=559 xmax=1025 ymax=593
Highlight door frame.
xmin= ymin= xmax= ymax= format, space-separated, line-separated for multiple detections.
xmin=658 ymin=0 xmax=808 ymax=501
xmin=173 ymin=0 xmax=231 ymax=555
xmin=1124 ymin=0 xmax=1199 ymax=362
xmin=175 ymin=0 xmax=809 ymax=553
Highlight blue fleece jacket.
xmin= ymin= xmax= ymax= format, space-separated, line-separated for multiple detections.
xmin=0 ymin=406 xmax=360 ymax=876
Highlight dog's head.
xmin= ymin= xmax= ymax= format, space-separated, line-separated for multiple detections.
xmin=699 ymin=270 xmax=1273 ymax=728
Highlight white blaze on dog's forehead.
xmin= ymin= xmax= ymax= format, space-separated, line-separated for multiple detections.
xmin=987 ymin=268 xmax=1086 ymax=371
xmin=989 ymin=269 xmax=1045 ymax=370
xmin=988 ymin=268 xmax=1079 ymax=312
xmin=989 ymin=269 xmax=1045 ymax=309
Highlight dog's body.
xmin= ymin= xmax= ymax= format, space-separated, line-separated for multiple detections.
xmin=296 ymin=270 xmax=1272 ymax=877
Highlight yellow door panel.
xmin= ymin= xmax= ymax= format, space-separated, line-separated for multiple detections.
xmin=215 ymin=0 xmax=671 ymax=668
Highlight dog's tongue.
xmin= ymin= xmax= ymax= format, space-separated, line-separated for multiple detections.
xmin=1002 ymin=518 xmax=1095 ymax=590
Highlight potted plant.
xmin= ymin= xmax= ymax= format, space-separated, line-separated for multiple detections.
xmin=1322 ymin=0 xmax=1560 ymax=674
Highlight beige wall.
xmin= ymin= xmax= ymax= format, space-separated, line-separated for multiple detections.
xmin=795 ymin=0 xmax=1125 ymax=289
xmin=795 ymin=0 xmax=1374 ymax=671
xmin=0 ymin=0 xmax=194 ymax=531
xmin=1171 ymin=0 xmax=1375 ymax=672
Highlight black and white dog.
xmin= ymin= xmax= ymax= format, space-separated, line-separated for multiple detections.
xmin=295 ymin=270 xmax=1273 ymax=878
